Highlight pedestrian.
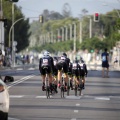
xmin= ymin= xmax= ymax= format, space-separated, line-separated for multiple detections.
xmin=101 ymin=48 xmax=109 ymax=78
xmin=0 ymin=49 xmax=4 ymax=67
xmin=113 ymin=55 xmax=118 ymax=67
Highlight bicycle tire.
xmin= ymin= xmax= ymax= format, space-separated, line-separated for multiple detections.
xmin=75 ymin=85 xmax=77 ymax=96
xmin=79 ymin=89 xmax=81 ymax=96
xmin=67 ymin=85 xmax=70 ymax=96
xmin=61 ymin=86 xmax=64 ymax=98
xmin=46 ymin=86 xmax=50 ymax=99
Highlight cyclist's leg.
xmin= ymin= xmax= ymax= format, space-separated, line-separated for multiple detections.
xmin=63 ymin=63 xmax=69 ymax=87
xmin=57 ymin=64 xmax=62 ymax=87
xmin=40 ymin=67 xmax=46 ymax=91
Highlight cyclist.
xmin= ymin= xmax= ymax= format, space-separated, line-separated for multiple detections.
xmin=79 ymin=58 xmax=88 ymax=89
xmin=56 ymin=52 xmax=70 ymax=91
xmin=39 ymin=51 xmax=54 ymax=91
xmin=72 ymin=57 xmax=81 ymax=89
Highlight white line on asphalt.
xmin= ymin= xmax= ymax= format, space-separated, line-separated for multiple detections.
xmin=36 ymin=96 xmax=53 ymax=98
xmin=16 ymin=68 xmax=23 ymax=70
xmin=71 ymin=118 xmax=76 ymax=120
xmin=76 ymin=103 xmax=80 ymax=106
xmin=65 ymin=95 xmax=82 ymax=99
xmin=7 ymin=75 xmax=36 ymax=89
xmin=28 ymin=68 xmax=35 ymax=70
xmin=95 ymin=97 xmax=110 ymax=100
xmin=8 ymin=117 xmax=21 ymax=120
xmin=74 ymin=110 xmax=78 ymax=113
xmin=10 ymin=95 xmax=24 ymax=98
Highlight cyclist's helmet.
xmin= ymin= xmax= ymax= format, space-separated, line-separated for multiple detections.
xmin=80 ymin=59 xmax=84 ymax=63
xmin=74 ymin=57 xmax=78 ymax=63
xmin=63 ymin=52 xmax=67 ymax=57
xmin=43 ymin=51 xmax=49 ymax=56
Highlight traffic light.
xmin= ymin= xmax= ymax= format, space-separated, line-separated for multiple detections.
xmin=39 ymin=15 xmax=43 ymax=23
xmin=94 ymin=13 xmax=99 ymax=22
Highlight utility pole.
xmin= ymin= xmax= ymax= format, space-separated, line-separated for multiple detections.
xmin=69 ymin=24 xmax=72 ymax=40
xmin=61 ymin=27 xmax=64 ymax=41
xmin=89 ymin=17 xmax=92 ymax=38
xmin=12 ymin=2 xmax=15 ymax=66
xmin=73 ymin=23 xmax=76 ymax=53
xmin=0 ymin=0 xmax=4 ymax=50
xmin=79 ymin=20 xmax=82 ymax=43
xmin=64 ymin=25 xmax=68 ymax=41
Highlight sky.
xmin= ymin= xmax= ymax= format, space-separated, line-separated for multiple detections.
xmin=16 ymin=0 xmax=120 ymax=23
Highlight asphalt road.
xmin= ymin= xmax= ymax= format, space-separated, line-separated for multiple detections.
xmin=0 ymin=68 xmax=120 ymax=120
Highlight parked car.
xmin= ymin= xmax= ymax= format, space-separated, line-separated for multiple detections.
xmin=0 ymin=79 xmax=9 ymax=120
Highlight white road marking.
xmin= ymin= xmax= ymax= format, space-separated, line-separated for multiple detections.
xmin=8 ymin=117 xmax=21 ymax=120
xmin=16 ymin=68 xmax=23 ymax=70
xmin=71 ymin=118 xmax=76 ymax=120
xmin=95 ymin=97 xmax=110 ymax=100
xmin=28 ymin=68 xmax=35 ymax=70
xmin=36 ymin=96 xmax=53 ymax=98
xmin=74 ymin=110 xmax=78 ymax=113
xmin=65 ymin=95 xmax=82 ymax=99
xmin=76 ymin=103 xmax=80 ymax=106
xmin=10 ymin=95 xmax=24 ymax=98
xmin=7 ymin=75 xmax=36 ymax=88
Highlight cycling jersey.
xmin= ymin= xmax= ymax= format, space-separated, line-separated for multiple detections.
xmin=79 ymin=63 xmax=87 ymax=76
xmin=72 ymin=62 xmax=81 ymax=77
xmin=56 ymin=55 xmax=70 ymax=73
xmin=39 ymin=56 xmax=54 ymax=75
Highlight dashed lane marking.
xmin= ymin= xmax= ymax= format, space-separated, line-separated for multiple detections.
xmin=71 ymin=118 xmax=76 ymax=120
xmin=95 ymin=97 xmax=110 ymax=101
xmin=76 ymin=103 xmax=80 ymax=106
xmin=8 ymin=117 xmax=21 ymax=120
xmin=74 ymin=110 xmax=78 ymax=113
xmin=36 ymin=95 xmax=53 ymax=98
xmin=65 ymin=95 xmax=82 ymax=99
xmin=10 ymin=95 xmax=24 ymax=98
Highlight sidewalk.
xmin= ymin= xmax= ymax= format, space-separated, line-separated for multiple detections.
xmin=86 ymin=61 xmax=120 ymax=71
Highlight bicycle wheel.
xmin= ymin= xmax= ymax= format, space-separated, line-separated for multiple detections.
xmin=75 ymin=85 xmax=77 ymax=96
xmin=46 ymin=86 xmax=50 ymax=99
xmin=61 ymin=86 xmax=64 ymax=98
xmin=67 ymin=84 xmax=70 ymax=96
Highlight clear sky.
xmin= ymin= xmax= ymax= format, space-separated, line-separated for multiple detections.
xmin=16 ymin=0 xmax=120 ymax=22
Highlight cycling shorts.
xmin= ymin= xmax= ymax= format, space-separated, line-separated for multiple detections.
xmin=56 ymin=62 xmax=68 ymax=73
xmin=40 ymin=66 xmax=51 ymax=75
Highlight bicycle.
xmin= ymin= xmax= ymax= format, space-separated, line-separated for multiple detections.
xmin=60 ymin=73 xmax=65 ymax=98
xmin=72 ymin=75 xmax=81 ymax=96
xmin=44 ymin=67 xmax=50 ymax=99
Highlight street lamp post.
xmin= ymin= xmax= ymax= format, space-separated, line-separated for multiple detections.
xmin=12 ymin=2 xmax=14 ymax=66
xmin=0 ymin=0 xmax=4 ymax=50
xmin=9 ymin=17 xmax=24 ymax=67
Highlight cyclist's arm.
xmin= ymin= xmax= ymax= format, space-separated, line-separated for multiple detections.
xmin=39 ymin=58 xmax=42 ymax=71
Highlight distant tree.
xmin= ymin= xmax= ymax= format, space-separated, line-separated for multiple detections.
xmin=62 ymin=3 xmax=72 ymax=18
xmin=81 ymin=9 xmax=88 ymax=16
xmin=3 ymin=0 xmax=31 ymax=52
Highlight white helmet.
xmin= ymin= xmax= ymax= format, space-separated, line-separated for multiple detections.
xmin=43 ymin=51 xmax=49 ymax=56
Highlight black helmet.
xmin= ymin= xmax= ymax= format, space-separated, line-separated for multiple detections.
xmin=63 ymin=52 xmax=67 ymax=57
xmin=75 ymin=57 xmax=78 ymax=63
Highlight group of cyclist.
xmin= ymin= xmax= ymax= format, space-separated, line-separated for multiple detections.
xmin=39 ymin=51 xmax=88 ymax=94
